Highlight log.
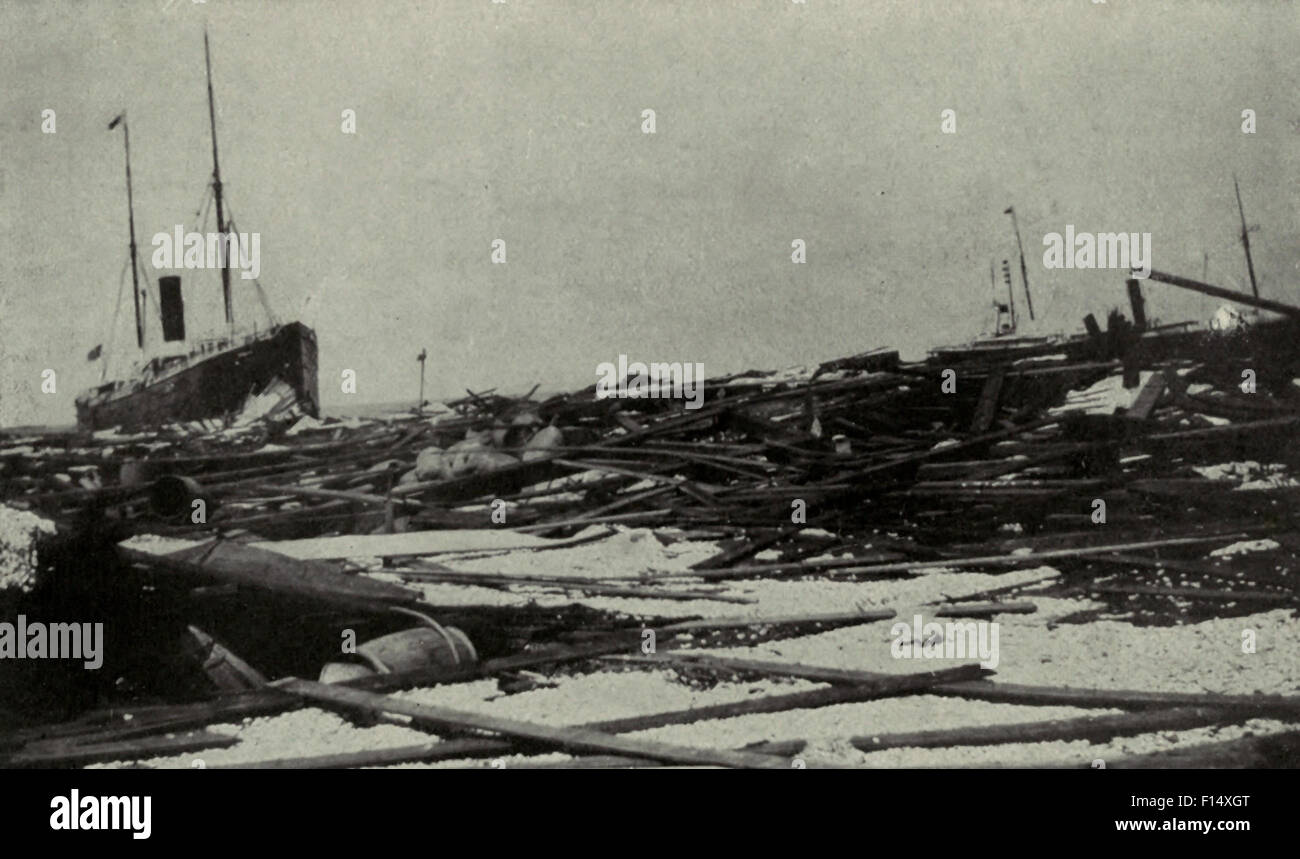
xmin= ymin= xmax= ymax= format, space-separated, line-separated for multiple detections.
xmin=119 ymin=540 xmax=422 ymax=610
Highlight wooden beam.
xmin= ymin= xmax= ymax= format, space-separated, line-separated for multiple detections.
xmin=3 ymin=730 xmax=238 ymax=768
xmin=1125 ymin=372 xmax=1166 ymax=420
xmin=689 ymin=531 xmax=1255 ymax=580
xmin=850 ymin=706 xmax=1238 ymax=753
xmin=1146 ymin=269 xmax=1300 ymax=319
xmin=633 ymin=654 xmax=988 ymax=687
xmin=930 ymin=680 xmax=1300 ymax=717
xmin=274 ymin=678 xmax=794 ymax=768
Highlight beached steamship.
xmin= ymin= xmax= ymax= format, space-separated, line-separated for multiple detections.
xmin=75 ymin=33 xmax=319 ymax=432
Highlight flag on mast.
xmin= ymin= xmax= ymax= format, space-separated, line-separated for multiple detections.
xmin=108 ymin=113 xmax=123 ymax=130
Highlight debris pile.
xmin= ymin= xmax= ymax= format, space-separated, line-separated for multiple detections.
xmin=3 ymin=301 xmax=1300 ymax=768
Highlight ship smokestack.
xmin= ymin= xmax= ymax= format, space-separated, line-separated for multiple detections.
xmin=158 ymin=275 xmax=187 ymax=342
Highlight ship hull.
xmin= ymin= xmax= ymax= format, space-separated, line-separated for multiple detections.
xmin=76 ymin=322 xmax=320 ymax=431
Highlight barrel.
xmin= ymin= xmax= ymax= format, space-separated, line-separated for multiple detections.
xmin=357 ymin=626 xmax=477 ymax=674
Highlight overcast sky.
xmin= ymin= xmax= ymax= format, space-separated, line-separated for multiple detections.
xmin=2 ymin=0 xmax=1297 ymax=427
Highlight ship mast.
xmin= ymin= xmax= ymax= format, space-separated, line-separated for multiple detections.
xmin=1233 ymin=175 xmax=1259 ymax=299
xmin=109 ymin=113 xmax=144 ymax=350
xmin=204 ymin=29 xmax=233 ymax=334
xmin=1004 ymin=205 xmax=1034 ymax=321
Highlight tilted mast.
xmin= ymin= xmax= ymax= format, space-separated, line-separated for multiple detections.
xmin=1233 ymin=175 xmax=1259 ymax=299
xmin=109 ymin=113 xmax=143 ymax=349
xmin=204 ymin=29 xmax=233 ymax=332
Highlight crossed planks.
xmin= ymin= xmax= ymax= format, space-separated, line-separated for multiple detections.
xmin=255 ymin=663 xmax=989 ymax=770
xmin=250 ymin=661 xmax=1300 ymax=769
xmin=17 ymin=598 xmax=1300 ymax=768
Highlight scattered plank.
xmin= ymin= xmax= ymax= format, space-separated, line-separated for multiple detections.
xmin=849 ymin=706 xmax=1238 ymax=753
xmin=4 ymin=730 xmax=238 ymax=768
xmin=274 ymin=678 xmax=795 ymax=769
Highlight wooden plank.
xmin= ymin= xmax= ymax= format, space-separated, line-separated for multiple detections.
xmin=1125 ymin=372 xmax=1166 ymax=420
xmin=245 ymin=528 xmax=606 ymax=561
xmin=0 ymin=692 xmax=299 ymax=752
xmin=4 ymin=730 xmax=238 ymax=768
xmin=689 ymin=531 xmax=1255 ymax=580
xmin=958 ymin=729 xmax=1300 ymax=769
xmin=969 ymin=367 xmax=1006 ymax=433
xmin=639 ymin=654 xmax=988 ymax=687
xmin=849 ymin=706 xmax=1237 ymax=753
xmin=1081 ymin=583 xmax=1292 ymax=603
xmin=660 ymin=609 xmax=896 ymax=632
xmin=183 ymin=625 xmax=268 ymax=692
xmin=481 ymin=755 xmax=665 ymax=769
xmin=214 ymin=738 xmax=505 ymax=769
xmin=274 ymin=678 xmax=793 ymax=768
xmin=933 ymin=601 xmax=1036 ymax=617
xmin=930 ymin=680 xmax=1300 ymax=717
xmin=217 ymin=690 xmax=834 ymax=767
xmin=396 ymin=570 xmax=755 ymax=604
xmin=241 ymin=482 xmax=427 ymax=511
xmin=692 ymin=525 xmax=800 ymax=570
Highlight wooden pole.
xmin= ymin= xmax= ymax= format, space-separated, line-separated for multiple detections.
xmin=416 ymin=348 xmax=427 ymax=415
xmin=1145 ymin=269 xmax=1300 ymax=318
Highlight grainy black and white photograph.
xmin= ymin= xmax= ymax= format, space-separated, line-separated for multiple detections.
xmin=0 ymin=0 xmax=1296 ymax=835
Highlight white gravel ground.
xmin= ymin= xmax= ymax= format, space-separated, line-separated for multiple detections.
xmin=87 ymin=528 xmax=1299 ymax=768
xmin=0 ymin=504 xmax=56 ymax=593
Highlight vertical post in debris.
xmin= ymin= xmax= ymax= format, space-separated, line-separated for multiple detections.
xmin=1083 ymin=313 xmax=1103 ymax=358
xmin=1125 ymin=279 xmax=1147 ymax=331
xmin=417 ymin=348 xmax=428 ymax=415
xmin=1001 ymin=259 xmax=1016 ymax=333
